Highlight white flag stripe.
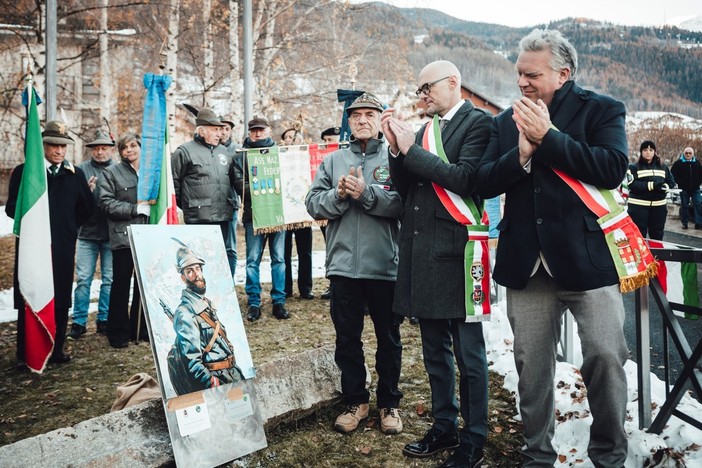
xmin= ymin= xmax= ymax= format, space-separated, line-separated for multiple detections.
xmin=17 ymin=192 xmax=53 ymax=310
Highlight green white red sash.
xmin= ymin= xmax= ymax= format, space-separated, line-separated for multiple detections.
xmin=423 ymin=116 xmax=491 ymax=321
xmin=552 ymin=167 xmax=657 ymax=292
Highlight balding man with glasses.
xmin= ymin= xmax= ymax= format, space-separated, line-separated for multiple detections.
xmin=382 ymin=60 xmax=492 ymax=468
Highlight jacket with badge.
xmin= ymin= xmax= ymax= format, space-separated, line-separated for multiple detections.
xmin=389 ymin=100 xmax=492 ymax=319
xmin=627 ymin=158 xmax=675 ymax=207
xmin=77 ymin=158 xmax=113 ymax=241
xmin=97 ymin=158 xmax=148 ymax=251
xmin=173 ymin=288 xmax=243 ymax=390
xmin=171 ymin=134 xmax=235 ymax=223
xmin=305 ymin=134 xmax=402 ymax=280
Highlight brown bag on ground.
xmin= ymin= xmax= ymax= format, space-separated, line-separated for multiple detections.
xmin=110 ymin=372 xmax=161 ymax=412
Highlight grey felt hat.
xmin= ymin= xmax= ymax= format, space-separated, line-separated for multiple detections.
xmin=42 ymin=120 xmax=74 ymax=145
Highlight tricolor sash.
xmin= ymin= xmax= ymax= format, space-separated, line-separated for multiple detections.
xmin=423 ymin=116 xmax=491 ymax=322
xmin=552 ymin=168 xmax=657 ymax=292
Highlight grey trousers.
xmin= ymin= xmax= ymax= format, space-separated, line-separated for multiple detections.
xmin=507 ymin=268 xmax=628 ymax=467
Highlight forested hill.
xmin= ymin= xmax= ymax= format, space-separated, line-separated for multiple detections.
xmin=383 ymin=3 xmax=702 ymax=118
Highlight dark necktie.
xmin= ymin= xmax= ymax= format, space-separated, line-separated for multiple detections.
xmin=439 ymin=119 xmax=449 ymax=132
xmin=49 ymin=164 xmax=58 ymax=177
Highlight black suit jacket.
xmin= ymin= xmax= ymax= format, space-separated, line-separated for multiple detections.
xmin=476 ymin=82 xmax=628 ymax=291
xmin=390 ymin=101 xmax=492 ymax=318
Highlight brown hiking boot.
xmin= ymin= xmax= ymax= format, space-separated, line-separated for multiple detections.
xmin=379 ymin=407 xmax=403 ymax=434
xmin=333 ymin=403 xmax=369 ymax=433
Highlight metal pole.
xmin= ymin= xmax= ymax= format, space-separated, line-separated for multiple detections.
xmin=242 ymin=0 xmax=253 ymax=135
xmin=636 ymin=285 xmax=652 ymax=429
xmin=99 ymin=0 xmax=110 ymax=125
xmin=45 ymin=0 xmax=57 ymax=120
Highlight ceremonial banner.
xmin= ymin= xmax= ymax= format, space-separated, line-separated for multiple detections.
xmin=139 ymin=73 xmax=173 ymax=203
xmin=247 ymin=143 xmax=338 ymax=232
xmin=14 ymin=84 xmax=55 ymax=373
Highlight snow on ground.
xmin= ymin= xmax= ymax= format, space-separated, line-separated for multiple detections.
xmin=2 ymin=208 xmax=702 ymax=465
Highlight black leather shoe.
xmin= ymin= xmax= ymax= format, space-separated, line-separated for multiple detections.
xmin=247 ymin=305 xmax=261 ymax=322
xmin=96 ymin=320 xmax=108 ymax=334
xmin=66 ymin=323 xmax=86 ymax=340
xmin=300 ymin=292 xmax=315 ymax=300
xmin=109 ymin=340 xmax=129 ymax=349
xmin=321 ymin=288 xmax=331 ymax=300
xmin=49 ymin=353 xmax=71 ymax=364
xmin=440 ymin=445 xmax=484 ymax=468
xmin=402 ymin=427 xmax=459 ymax=458
xmin=272 ymin=303 xmax=290 ymax=320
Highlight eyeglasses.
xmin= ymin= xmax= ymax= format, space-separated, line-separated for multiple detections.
xmin=415 ymin=76 xmax=450 ymax=97
xmin=685 ymin=152 xmax=693 ymax=155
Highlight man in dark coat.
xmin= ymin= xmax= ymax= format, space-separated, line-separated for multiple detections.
xmin=476 ymin=30 xmax=629 ymax=467
xmin=671 ymin=146 xmax=702 ymax=229
xmin=6 ymin=120 xmax=94 ymax=367
xmin=382 ymin=60 xmax=491 ymax=468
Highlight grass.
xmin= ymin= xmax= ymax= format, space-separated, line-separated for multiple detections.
xmin=0 ymin=233 xmax=523 ymax=466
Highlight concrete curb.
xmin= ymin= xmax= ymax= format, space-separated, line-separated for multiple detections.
xmin=0 ymin=345 xmax=341 ymax=467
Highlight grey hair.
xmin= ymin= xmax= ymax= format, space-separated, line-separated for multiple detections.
xmin=519 ymin=29 xmax=578 ymax=80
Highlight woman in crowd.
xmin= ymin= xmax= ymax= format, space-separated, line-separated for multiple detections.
xmin=627 ymin=140 xmax=676 ymax=240
xmin=98 ymin=133 xmax=150 ymax=348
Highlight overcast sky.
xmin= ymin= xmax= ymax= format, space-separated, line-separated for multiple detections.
xmin=351 ymin=0 xmax=702 ymax=28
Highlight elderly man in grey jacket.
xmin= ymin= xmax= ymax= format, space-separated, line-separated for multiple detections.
xmin=306 ymin=92 xmax=404 ymax=437
xmin=171 ymin=109 xmax=236 ymax=248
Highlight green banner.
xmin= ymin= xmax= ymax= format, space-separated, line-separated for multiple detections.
xmin=248 ymin=148 xmax=284 ymax=230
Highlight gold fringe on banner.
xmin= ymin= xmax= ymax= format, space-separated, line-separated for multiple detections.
xmin=619 ymin=260 xmax=659 ymax=293
xmin=253 ymin=219 xmax=327 ymax=236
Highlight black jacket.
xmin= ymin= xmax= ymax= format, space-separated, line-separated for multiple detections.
xmin=6 ymin=161 xmax=94 ymax=310
xmin=671 ymin=156 xmax=702 ymax=193
xmin=476 ymin=81 xmax=628 ymax=292
xmin=390 ymin=101 xmax=491 ymax=318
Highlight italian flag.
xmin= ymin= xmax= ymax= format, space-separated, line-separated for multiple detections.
xmin=150 ymin=127 xmax=178 ymax=225
xmin=13 ymin=85 xmax=55 ymax=373
xmin=648 ymin=240 xmax=700 ymax=319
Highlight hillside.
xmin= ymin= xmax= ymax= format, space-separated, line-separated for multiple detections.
xmin=390 ymin=6 xmax=702 ymax=118
xmin=0 ymin=1 xmax=701 ymax=150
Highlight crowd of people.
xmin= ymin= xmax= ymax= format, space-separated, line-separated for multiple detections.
xmin=7 ymin=27 xmax=701 ymax=467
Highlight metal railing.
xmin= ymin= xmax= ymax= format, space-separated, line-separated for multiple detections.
xmin=637 ymin=246 xmax=702 ymax=432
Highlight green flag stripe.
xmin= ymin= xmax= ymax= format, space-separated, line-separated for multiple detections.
xmin=13 ymin=86 xmax=46 ymax=235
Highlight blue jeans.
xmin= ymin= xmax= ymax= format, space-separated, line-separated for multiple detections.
xmin=73 ymin=239 xmax=113 ymax=326
xmin=679 ymin=189 xmax=702 ymax=227
xmin=225 ymin=208 xmax=239 ymax=277
xmin=244 ymin=222 xmax=286 ymax=307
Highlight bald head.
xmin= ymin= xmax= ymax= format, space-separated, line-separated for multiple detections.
xmin=417 ymin=60 xmax=462 ymax=117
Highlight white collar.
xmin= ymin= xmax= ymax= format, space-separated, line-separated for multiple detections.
xmin=439 ymin=99 xmax=465 ymax=122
